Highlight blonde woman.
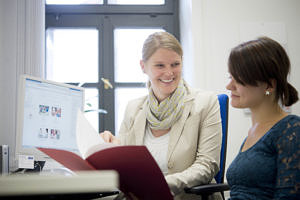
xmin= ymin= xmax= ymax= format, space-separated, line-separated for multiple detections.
xmin=101 ymin=32 xmax=222 ymax=200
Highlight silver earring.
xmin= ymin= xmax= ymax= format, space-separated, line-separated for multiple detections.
xmin=265 ymin=91 xmax=270 ymax=96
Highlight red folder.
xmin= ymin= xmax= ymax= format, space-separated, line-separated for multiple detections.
xmin=38 ymin=146 xmax=173 ymax=200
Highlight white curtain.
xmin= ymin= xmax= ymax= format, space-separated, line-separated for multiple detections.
xmin=0 ymin=0 xmax=45 ymax=170
xmin=17 ymin=0 xmax=45 ymax=77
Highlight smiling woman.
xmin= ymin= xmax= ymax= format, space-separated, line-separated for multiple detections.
xmin=226 ymin=36 xmax=299 ymax=200
xmin=140 ymin=43 xmax=182 ymax=102
xmin=226 ymin=76 xmax=268 ymax=109
xmin=100 ymin=31 xmax=223 ymax=200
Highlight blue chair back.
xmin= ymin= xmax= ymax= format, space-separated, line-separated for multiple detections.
xmin=215 ymin=94 xmax=229 ymax=184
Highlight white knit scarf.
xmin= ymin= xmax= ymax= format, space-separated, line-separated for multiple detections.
xmin=146 ymin=79 xmax=187 ymax=130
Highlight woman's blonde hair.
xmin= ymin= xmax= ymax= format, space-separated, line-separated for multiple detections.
xmin=142 ymin=32 xmax=183 ymax=62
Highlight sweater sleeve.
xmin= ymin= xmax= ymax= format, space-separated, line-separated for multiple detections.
xmin=274 ymin=119 xmax=300 ymax=199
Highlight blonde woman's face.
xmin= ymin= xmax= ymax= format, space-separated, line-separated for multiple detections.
xmin=141 ymin=48 xmax=182 ymax=101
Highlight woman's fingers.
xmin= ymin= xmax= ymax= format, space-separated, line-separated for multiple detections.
xmin=111 ymin=137 xmax=121 ymax=145
xmin=100 ymin=130 xmax=120 ymax=144
xmin=100 ymin=130 xmax=113 ymax=142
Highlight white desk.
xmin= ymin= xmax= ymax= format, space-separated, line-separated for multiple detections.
xmin=0 ymin=171 xmax=118 ymax=198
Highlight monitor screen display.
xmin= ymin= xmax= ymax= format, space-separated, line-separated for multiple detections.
xmin=16 ymin=75 xmax=84 ymax=160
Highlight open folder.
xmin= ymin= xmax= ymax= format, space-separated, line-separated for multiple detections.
xmin=38 ymin=110 xmax=173 ymax=200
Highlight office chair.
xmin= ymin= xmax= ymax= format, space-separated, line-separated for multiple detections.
xmin=184 ymin=94 xmax=230 ymax=200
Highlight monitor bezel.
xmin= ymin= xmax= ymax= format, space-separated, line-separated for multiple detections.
xmin=15 ymin=74 xmax=85 ymax=161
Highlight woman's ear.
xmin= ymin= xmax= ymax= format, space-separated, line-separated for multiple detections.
xmin=266 ymin=79 xmax=277 ymax=93
xmin=140 ymin=60 xmax=146 ymax=73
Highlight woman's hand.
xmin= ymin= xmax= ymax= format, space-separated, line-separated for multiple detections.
xmin=100 ymin=130 xmax=121 ymax=145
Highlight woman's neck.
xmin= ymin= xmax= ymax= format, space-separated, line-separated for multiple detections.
xmin=243 ymin=102 xmax=288 ymax=148
xmin=150 ymin=128 xmax=171 ymax=137
xmin=250 ymin=101 xmax=287 ymax=126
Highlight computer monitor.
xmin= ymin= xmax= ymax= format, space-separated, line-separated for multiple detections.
xmin=15 ymin=74 xmax=85 ymax=165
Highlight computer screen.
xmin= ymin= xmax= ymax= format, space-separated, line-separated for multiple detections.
xmin=15 ymin=75 xmax=85 ymax=162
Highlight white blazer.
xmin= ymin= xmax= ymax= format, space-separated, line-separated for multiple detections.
xmin=118 ymin=85 xmax=222 ymax=200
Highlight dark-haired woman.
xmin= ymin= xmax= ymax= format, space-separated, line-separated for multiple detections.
xmin=226 ymin=37 xmax=299 ymax=200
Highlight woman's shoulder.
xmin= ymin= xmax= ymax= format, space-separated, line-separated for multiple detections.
xmin=275 ymin=114 xmax=300 ymax=130
xmin=184 ymin=87 xmax=220 ymax=118
xmin=187 ymin=87 xmax=219 ymax=108
xmin=286 ymin=114 xmax=300 ymax=123
xmin=266 ymin=114 xmax=300 ymax=146
xmin=281 ymin=114 xmax=300 ymax=135
xmin=186 ymin=85 xmax=218 ymax=102
xmin=124 ymin=95 xmax=148 ymax=115
xmin=127 ymin=95 xmax=148 ymax=107
xmin=121 ymin=95 xmax=148 ymax=124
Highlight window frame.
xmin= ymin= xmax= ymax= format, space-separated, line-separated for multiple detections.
xmin=45 ymin=0 xmax=179 ymax=134
xmin=46 ymin=0 xmax=175 ymax=14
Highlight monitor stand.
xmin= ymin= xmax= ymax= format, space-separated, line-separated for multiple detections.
xmin=13 ymin=157 xmax=73 ymax=176
xmin=39 ymin=158 xmax=74 ymax=176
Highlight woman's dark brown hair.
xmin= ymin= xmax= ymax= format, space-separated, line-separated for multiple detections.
xmin=228 ymin=36 xmax=298 ymax=106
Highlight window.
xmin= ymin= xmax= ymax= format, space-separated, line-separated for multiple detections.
xmin=46 ymin=0 xmax=103 ymax=5
xmin=46 ymin=28 xmax=99 ymax=83
xmin=46 ymin=0 xmax=165 ymax=5
xmin=46 ymin=0 xmax=179 ymax=134
xmin=108 ymin=0 xmax=164 ymax=5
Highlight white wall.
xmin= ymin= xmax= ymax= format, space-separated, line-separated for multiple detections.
xmin=180 ymin=0 xmax=300 ymax=178
xmin=0 ymin=0 xmax=45 ymax=170
xmin=0 ymin=0 xmax=19 ymax=169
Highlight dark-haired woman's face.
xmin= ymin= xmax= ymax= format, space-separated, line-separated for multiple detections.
xmin=226 ymin=75 xmax=267 ymax=109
